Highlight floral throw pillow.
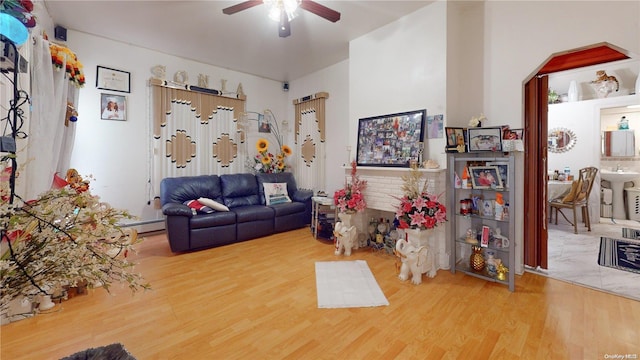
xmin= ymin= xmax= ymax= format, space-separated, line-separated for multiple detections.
xmin=263 ymin=183 xmax=291 ymax=205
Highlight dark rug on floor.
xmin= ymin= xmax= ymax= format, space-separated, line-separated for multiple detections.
xmin=60 ymin=343 xmax=136 ymax=360
xmin=598 ymin=237 xmax=640 ymax=274
xmin=621 ymin=227 xmax=640 ymax=240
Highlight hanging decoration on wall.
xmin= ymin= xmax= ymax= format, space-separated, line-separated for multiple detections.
xmin=173 ymin=70 xmax=188 ymax=85
xmin=151 ymin=65 xmax=166 ymax=80
xmin=50 ymin=43 xmax=86 ymax=88
xmin=198 ymin=73 xmax=209 ymax=88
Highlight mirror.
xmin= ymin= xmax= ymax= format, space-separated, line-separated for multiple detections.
xmin=548 ymin=127 xmax=577 ymax=153
xmin=601 ymin=104 xmax=639 ymax=158
xmin=603 ymin=130 xmax=635 ymax=157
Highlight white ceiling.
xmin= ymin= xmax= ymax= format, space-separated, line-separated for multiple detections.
xmin=43 ymin=1 xmax=433 ymax=82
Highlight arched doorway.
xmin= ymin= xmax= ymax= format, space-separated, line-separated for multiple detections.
xmin=523 ymin=43 xmax=631 ymax=269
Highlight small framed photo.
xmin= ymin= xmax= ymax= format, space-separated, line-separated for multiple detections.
xmin=100 ymin=93 xmax=126 ymax=121
xmin=96 ymin=66 xmax=131 ymax=93
xmin=487 ymin=162 xmax=509 ymax=188
xmin=480 ymin=225 xmax=490 ymax=247
xmin=258 ymin=114 xmax=271 ymax=133
xmin=469 ymin=166 xmax=503 ymax=189
xmin=467 ymin=127 xmax=503 ymax=152
xmin=445 ymin=127 xmax=466 ymax=152
xmin=502 ymin=127 xmax=524 ymax=152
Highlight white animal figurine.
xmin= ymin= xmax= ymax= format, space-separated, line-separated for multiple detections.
xmin=333 ymin=221 xmax=358 ymax=256
xmin=395 ymin=237 xmax=435 ymax=284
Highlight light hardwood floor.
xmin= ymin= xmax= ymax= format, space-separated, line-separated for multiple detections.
xmin=2 ymin=228 xmax=639 ymax=359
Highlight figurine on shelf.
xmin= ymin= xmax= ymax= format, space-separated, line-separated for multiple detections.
xmin=496 ymin=262 xmax=509 ymax=281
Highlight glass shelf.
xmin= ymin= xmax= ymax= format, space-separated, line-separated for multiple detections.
xmin=455 ymin=237 xmax=510 ymax=253
xmin=454 ymin=213 xmax=510 ymax=223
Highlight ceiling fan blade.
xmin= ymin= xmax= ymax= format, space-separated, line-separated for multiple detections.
xmin=299 ymin=0 xmax=341 ymax=22
xmin=279 ymin=9 xmax=291 ymax=38
xmin=222 ymin=0 xmax=263 ymax=15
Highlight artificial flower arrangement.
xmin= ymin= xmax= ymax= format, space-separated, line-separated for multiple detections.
xmin=394 ymin=168 xmax=447 ymax=230
xmin=468 ymin=113 xmax=487 ymax=128
xmin=49 ymin=43 xmax=86 ymax=88
xmin=333 ymin=160 xmax=367 ymax=213
xmin=253 ymin=138 xmax=292 ymax=173
xmin=0 ymin=166 xmax=149 ymax=311
xmin=0 ymin=0 xmax=36 ymax=29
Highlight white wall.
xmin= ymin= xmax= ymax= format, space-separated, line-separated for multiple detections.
xmin=288 ymin=60 xmax=349 ymax=195
xmin=482 ymin=0 xmax=640 ymax=272
xmin=62 ymin=30 xmax=288 ymax=225
xmin=485 ymin=1 xmax=639 ymax=127
xmin=349 ymin=2 xmax=448 ymax=169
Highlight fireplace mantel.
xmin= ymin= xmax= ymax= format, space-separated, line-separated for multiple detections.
xmin=341 ymin=165 xmax=449 ymax=270
xmin=342 ymin=166 xmax=446 ymax=213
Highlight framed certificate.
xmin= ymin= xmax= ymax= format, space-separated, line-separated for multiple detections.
xmin=96 ymin=66 xmax=130 ymax=93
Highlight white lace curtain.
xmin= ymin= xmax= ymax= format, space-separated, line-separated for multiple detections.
xmin=293 ymin=92 xmax=328 ymax=191
xmin=24 ymin=36 xmax=78 ymax=200
xmin=150 ymin=83 xmax=246 ymax=205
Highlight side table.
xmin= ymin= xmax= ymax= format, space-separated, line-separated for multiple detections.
xmin=311 ymin=196 xmax=336 ymax=240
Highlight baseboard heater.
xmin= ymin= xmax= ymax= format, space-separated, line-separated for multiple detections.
xmin=118 ymin=219 xmax=165 ymax=233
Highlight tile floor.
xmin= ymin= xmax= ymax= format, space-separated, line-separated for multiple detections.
xmin=533 ymin=217 xmax=640 ymax=301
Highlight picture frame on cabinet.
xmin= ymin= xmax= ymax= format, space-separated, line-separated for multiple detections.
xmin=469 ymin=166 xmax=503 ymax=189
xmin=445 ymin=127 xmax=466 ymax=153
xmin=486 ymin=162 xmax=509 ymax=188
xmin=480 ymin=225 xmax=490 ymax=247
xmin=502 ymin=127 xmax=524 ymax=152
xmin=467 ymin=127 xmax=503 ymax=152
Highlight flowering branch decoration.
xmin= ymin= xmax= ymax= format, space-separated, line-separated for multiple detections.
xmin=1 ymin=171 xmax=150 ymax=310
xmin=245 ymin=109 xmax=292 ymax=173
xmin=394 ymin=168 xmax=446 ymax=230
xmin=334 ymin=161 xmax=367 ymax=213
xmin=468 ymin=113 xmax=486 ymax=128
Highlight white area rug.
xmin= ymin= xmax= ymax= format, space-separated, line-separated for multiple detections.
xmin=315 ymin=260 xmax=389 ymax=308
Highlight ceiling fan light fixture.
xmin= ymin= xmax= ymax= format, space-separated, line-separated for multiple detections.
xmin=265 ymin=0 xmax=301 ymax=22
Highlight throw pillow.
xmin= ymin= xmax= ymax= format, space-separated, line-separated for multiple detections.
xmin=198 ymin=197 xmax=230 ymax=211
xmin=561 ymin=180 xmax=581 ymax=203
xmin=263 ymin=182 xmax=291 ymax=205
xmin=183 ymin=200 xmax=214 ymax=214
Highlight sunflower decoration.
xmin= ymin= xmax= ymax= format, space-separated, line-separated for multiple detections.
xmin=253 ymin=138 xmax=292 ymax=173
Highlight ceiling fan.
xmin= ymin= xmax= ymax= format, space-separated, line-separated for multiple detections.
xmin=222 ymin=0 xmax=341 ymax=38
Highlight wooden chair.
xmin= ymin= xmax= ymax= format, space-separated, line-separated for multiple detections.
xmin=549 ymin=167 xmax=598 ymax=234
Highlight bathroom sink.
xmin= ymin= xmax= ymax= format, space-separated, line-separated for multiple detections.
xmin=600 ymin=170 xmax=640 ymax=219
xmin=600 ymin=169 xmax=640 ymax=182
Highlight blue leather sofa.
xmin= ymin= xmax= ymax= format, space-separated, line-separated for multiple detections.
xmin=160 ymin=172 xmax=313 ymax=252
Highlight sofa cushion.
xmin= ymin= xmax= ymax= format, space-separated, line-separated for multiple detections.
xmin=190 ymin=211 xmax=237 ymax=229
xmin=220 ymin=173 xmax=260 ymax=208
xmin=160 ymin=175 xmax=224 ymax=205
xmin=263 ymin=182 xmax=291 ymax=205
xmin=270 ymin=201 xmax=306 ymax=217
xmin=232 ymin=205 xmax=274 ymax=223
xmin=198 ymin=197 xmax=230 ymax=211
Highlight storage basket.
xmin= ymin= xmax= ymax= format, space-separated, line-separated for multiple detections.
xmin=625 ymin=188 xmax=640 ymax=221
